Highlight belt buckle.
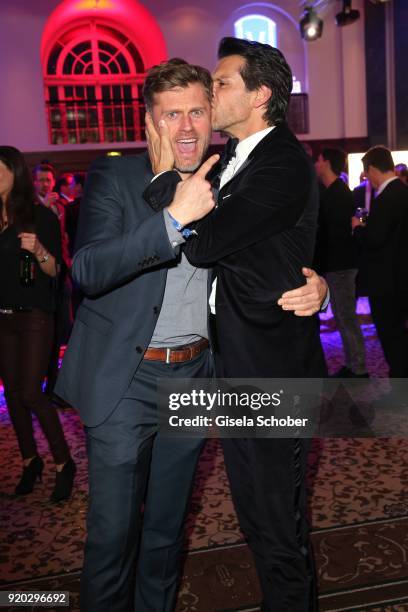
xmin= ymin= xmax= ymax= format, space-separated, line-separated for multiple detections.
xmin=166 ymin=348 xmax=171 ymax=364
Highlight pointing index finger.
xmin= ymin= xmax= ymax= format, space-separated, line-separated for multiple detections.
xmin=195 ymin=154 xmax=220 ymax=179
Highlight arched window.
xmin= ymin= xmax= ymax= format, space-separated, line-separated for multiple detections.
xmin=223 ymin=3 xmax=309 ymax=134
xmin=234 ymin=15 xmax=277 ymax=47
xmin=41 ymin=0 xmax=167 ymax=145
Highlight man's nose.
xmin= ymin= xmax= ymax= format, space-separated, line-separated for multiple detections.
xmin=180 ymin=114 xmax=193 ymax=130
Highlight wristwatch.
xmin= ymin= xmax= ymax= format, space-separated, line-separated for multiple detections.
xmin=39 ymin=253 xmax=50 ymax=264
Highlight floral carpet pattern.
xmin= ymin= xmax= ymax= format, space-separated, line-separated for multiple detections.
xmin=0 ymin=299 xmax=407 ymax=610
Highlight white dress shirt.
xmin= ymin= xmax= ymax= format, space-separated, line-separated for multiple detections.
xmin=375 ymin=175 xmax=399 ymax=198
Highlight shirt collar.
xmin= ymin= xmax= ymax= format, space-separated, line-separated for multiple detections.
xmin=375 ymin=175 xmax=399 ymax=197
xmin=235 ymin=126 xmax=275 ymax=163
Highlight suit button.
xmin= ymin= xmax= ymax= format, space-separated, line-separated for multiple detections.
xmin=136 ymin=346 xmax=143 ymax=353
xmin=153 ymin=306 xmax=159 ymax=314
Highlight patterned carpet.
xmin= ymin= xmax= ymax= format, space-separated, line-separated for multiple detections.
xmin=1 ymin=299 xmax=408 ymax=611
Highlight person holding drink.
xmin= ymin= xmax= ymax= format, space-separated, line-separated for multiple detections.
xmin=0 ymin=146 xmax=75 ymax=501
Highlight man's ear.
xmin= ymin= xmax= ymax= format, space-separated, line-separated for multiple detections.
xmin=253 ymin=85 xmax=272 ymax=110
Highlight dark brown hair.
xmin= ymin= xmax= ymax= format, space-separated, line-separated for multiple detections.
xmin=143 ymin=58 xmax=213 ymax=110
xmin=218 ymin=37 xmax=293 ymax=126
xmin=32 ymin=163 xmax=57 ymax=180
xmin=0 ymin=146 xmax=35 ymax=232
xmin=362 ymin=146 xmax=394 ymax=173
xmin=321 ymin=148 xmax=346 ymax=176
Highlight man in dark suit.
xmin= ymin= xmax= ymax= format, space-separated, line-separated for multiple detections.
xmin=314 ymin=148 xmax=368 ymax=377
xmin=55 ymin=60 xmax=220 ymax=612
xmin=145 ymin=39 xmax=327 ymax=611
xmin=352 ymin=146 xmax=408 ymax=388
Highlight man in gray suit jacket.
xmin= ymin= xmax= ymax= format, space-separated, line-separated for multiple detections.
xmin=56 ymin=58 xmax=327 ymax=612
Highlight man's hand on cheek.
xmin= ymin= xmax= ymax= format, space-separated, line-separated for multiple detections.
xmin=145 ymin=112 xmax=175 ymax=175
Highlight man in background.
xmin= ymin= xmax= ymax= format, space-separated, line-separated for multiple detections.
xmin=56 ymin=172 xmax=75 ymax=205
xmin=314 ymin=148 xmax=368 ymax=378
xmin=352 ymin=146 xmax=408 ymax=396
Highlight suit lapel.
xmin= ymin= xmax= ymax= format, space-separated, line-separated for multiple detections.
xmin=215 ymin=123 xmax=290 ymax=204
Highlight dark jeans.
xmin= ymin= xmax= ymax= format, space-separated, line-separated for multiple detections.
xmin=81 ymin=348 xmax=213 ymax=612
xmin=0 ymin=310 xmax=70 ymax=464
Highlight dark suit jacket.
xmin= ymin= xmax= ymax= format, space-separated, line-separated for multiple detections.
xmin=145 ymin=123 xmax=326 ymax=378
xmin=314 ymin=178 xmax=357 ymax=273
xmin=354 ymin=178 xmax=408 ymax=296
xmin=353 ymin=181 xmax=374 ymax=212
xmin=65 ymin=197 xmax=81 ymax=259
xmin=55 ymin=154 xmax=181 ymax=426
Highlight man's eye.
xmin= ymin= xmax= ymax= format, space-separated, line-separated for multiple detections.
xmin=166 ymin=112 xmax=178 ymax=120
xmin=191 ymin=110 xmax=203 ymax=118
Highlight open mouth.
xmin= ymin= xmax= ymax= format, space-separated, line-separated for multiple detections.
xmin=176 ymin=138 xmax=198 ymax=155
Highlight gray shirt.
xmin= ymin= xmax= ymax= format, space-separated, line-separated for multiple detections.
xmin=149 ymin=210 xmax=208 ymax=347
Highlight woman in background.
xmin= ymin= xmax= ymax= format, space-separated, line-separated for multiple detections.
xmin=0 ymin=146 xmax=75 ymax=502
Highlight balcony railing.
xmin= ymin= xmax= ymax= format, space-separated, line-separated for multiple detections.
xmin=46 ymin=98 xmax=146 ymax=144
xmin=46 ymin=93 xmax=309 ymax=145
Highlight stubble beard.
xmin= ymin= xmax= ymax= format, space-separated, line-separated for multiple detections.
xmin=173 ymin=139 xmax=209 ymax=174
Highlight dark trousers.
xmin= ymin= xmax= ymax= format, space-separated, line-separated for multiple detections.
xmin=81 ymin=349 xmax=212 ymax=612
xmin=0 ymin=310 xmax=70 ymax=464
xmin=46 ymin=275 xmax=73 ymax=393
xmin=369 ymin=294 xmax=408 ymax=377
xmin=221 ymin=437 xmax=316 ymax=612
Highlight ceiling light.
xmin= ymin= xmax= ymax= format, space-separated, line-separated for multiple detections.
xmin=299 ymin=7 xmax=324 ymax=41
xmin=335 ymin=0 xmax=360 ymax=26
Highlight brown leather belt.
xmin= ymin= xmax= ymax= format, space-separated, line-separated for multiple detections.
xmin=143 ymin=338 xmax=209 ymax=364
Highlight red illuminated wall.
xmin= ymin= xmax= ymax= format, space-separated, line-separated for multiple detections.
xmin=40 ymin=0 xmax=167 ymax=144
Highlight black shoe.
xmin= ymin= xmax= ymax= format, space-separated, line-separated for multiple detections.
xmin=15 ymin=455 xmax=44 ymax=495
xmin=50 ymin=458 xmax=76 ymax=502
xmin=330 ymin=366 xmax=369 ymax=378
